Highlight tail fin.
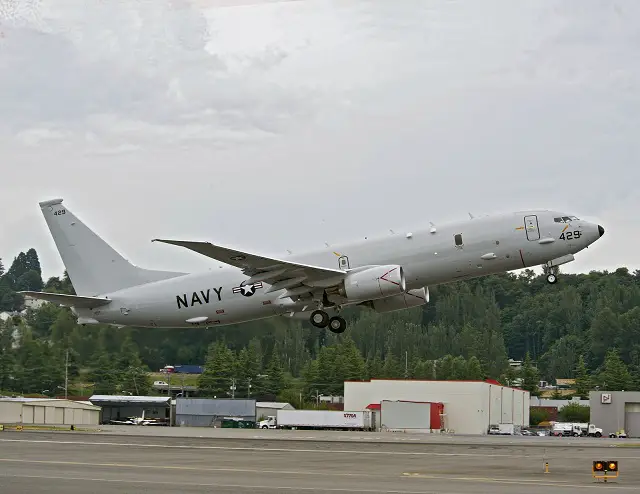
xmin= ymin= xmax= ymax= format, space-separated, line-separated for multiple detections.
xmin=39 ymin=198 xmax=186 ymax=296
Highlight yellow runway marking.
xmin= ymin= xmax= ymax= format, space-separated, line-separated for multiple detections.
xmin=402 ymin=473 xmax=634 ymax=490
xmin=0 ymin=458 xmax=369 ymax=478
xmin=0 ymin=473 xmax=451 ymax=494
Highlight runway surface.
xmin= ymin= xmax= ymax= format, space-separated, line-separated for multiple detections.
xmin=1 ymin=430 xmax=639 ymax=493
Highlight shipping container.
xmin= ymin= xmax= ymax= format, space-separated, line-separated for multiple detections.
xmin=173 ymin=365 xmax=204 ymax=374
xmin=276 ymin=409 xmax=372 ymax=430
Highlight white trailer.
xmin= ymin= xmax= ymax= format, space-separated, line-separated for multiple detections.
xmin=274 ymin=410 xmax=373 ymax=430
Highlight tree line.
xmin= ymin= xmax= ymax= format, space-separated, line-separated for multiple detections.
xmin=1 ymin=248 xmax=639 ymax=403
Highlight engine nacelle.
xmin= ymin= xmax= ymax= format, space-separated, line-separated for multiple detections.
xmin=338 ymin=265 xmax=406 ymax=302
xmin=367 ymin=287 xmax=429 ymax=313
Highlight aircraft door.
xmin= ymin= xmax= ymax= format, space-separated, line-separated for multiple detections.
xmin=524 ymin=215 xmax=540 ymax=241
xmin=338 ymin=255 xmax=350 ymax=270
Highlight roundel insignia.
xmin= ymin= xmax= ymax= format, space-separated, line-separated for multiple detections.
xmin=230 ymin=255 xmax=246 ymax=261
xmin=240 ymin=285 xmax=256 ymax=296
xmin=233 ymin=281 xmax=263 ymax=297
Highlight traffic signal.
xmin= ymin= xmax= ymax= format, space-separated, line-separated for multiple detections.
xmin=593 ymin=460 xmax=618 ymax=472
xmin=593 ymin=460 xmax=619 ymax=480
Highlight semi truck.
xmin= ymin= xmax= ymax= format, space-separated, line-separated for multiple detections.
xmin=258 ymin=410 xmax=373 ymax=430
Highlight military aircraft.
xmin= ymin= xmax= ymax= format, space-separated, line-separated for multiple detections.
xmin=21 ymin=199 xmax=605 ymax=334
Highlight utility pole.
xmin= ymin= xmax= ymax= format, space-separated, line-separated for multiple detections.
xmin=405 ymin=351 xmax=408 ymax=379
xmin=64 ymin=349 xmax=69 ymax=399
xmin=247 ymin=377 xmax=252 ymax=398
xmin=230 ymin=378 xmax=236 ymax=399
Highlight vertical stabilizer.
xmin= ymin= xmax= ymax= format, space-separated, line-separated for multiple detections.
xmin=39 ymin=198 xmax=186 ymax=296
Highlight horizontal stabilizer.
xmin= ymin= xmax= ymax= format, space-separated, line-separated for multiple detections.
xmin=19 ymin=291 xmax=112 ymax=309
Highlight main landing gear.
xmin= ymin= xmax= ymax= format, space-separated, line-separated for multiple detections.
xmin=310 ymin=309 xmax=346 ymax=334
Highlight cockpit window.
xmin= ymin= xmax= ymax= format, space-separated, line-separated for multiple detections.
xmin=554 ymin=216 xmax=580 ymax=223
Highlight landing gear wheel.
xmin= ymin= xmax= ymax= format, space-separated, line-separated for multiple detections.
xmin=546 ymin=273 xmax=557 ymax=284
xmin=328 ymin=316 xmax=346 ymax=334
xmin=310 ymin=310 xmax=330 ymax=328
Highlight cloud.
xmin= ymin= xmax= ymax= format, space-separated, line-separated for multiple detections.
xmin=1 ymin=0 xmax=639 ymax=280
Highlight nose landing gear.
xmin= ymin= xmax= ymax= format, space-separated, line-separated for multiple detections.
xmin=543 ymin=264 xmax=559 ymax=284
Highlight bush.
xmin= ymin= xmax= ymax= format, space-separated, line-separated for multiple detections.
xmin=558 ymin=403 xmax=590 ymax=422
xmin=530 ymin=408 xmax=550 ymax=426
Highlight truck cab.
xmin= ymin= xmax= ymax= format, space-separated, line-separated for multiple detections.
xmin=258 ymin=416 xmax=277 ymax=429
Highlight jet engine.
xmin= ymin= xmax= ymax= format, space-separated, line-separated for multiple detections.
xmin=363 ymin=287 xmax=429 ymax=313
xmin=337 ymin=265 xmax=406 ymax=302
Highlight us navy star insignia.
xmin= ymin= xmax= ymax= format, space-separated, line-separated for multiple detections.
xmin=233 ymin=281 xmax=263 ymax=297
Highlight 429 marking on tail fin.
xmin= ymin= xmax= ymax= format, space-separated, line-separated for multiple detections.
xmin=54 ymin=209 xmax=66 ymax=216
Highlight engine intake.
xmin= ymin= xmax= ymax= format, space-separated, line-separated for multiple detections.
xmin=338 ymin=265 xmax=406 ymax=302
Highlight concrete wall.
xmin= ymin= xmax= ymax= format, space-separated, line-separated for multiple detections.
xmin=590 ymin=391 xmax=640 ymax=437
xmin=344 ymin=380 xmax=529 ymax=435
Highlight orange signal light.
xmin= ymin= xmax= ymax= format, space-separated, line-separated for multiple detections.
xmin=594 ymin=461 xmax=604 ymax=471
xmin=608 ymin=461 xmax=618 ymax=471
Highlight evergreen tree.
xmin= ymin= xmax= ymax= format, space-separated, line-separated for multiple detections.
xmin=465 ymin=356 xmax=484 ymax=379
xmin=198 ymin=341 xmax=236 ymax=397
xmin=264 ymin=344 xmax=285 ymax=397
xmin=599 ymin=349 xmax=633 ymax=391
xmin=519 ymin=352 xmax=540 ymax=395
xmin=574 ymin=354 xmax=591 ymax=399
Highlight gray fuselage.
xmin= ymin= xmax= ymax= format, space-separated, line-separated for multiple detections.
xmin=81 ymin=209 xmax=602 ymax=328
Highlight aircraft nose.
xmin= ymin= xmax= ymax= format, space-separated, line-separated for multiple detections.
xmin=598 ymin=225 xmax=605 ymax=237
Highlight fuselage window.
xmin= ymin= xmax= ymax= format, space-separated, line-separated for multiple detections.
xmin=454 ymin=233 xmax=463 ymax=247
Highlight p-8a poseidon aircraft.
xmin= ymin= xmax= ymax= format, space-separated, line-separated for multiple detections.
xmin=21 ymin=199 xmax=605 ymax=334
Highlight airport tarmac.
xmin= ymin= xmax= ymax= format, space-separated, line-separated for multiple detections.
xmin=1 ymin=430 xmax=639 ymax=493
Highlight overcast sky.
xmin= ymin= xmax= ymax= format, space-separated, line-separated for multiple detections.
xmin=1 ymin=0 xmax=638 ymax=281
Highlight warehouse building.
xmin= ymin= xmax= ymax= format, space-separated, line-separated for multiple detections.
xmin=345 ymin=379 xmax=529 ymax=435
xmin=256 ymin=402 xmax=294 ymax=420
xmin=89 ymin=395 xmax=171 ymax=424
xmin=590 ymin=391 xmax=640 ymax=437
xmin=0 ymin=398 xmax=100 ymax=426
xmin=176 ymin=398 xmax=256 ymax=427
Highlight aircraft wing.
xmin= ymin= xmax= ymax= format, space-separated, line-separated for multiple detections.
xmin=152 ymin=239 xmax=346 ymax=296
xmin=19 ymin=291 xmax=112 ymax=309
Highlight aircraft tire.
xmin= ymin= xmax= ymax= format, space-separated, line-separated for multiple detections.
xmin=310 ymin=310 xmax=330 ymax=328
xmin=328 ymin=316 xmax=346 ymax=334
xmin=547 ymin=273 xmax=557 ymax=284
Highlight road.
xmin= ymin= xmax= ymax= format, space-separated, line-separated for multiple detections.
xmin=0 ymin=430 xmax=638 ymax=493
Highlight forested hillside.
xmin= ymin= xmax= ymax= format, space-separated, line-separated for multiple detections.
xmin=1 ymin=248 xmax=639 ymax=404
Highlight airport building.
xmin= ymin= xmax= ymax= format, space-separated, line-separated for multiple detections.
xmin=256 ymin=401 xmax=295 ymax=420
xmin=0 ymin=397 xmax=101 ymax=427
xmin=344 ymin=379 xmax=529 ymax=435
xmin=589 ymin=391 xmax=640 ymax=437
xmin=89 ymin=395 xmax=172 ymax=424
xmin=176 ymin=398 xmax=256 ymax=427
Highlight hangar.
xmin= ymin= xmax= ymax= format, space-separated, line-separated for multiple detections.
xmin=590 ymin=390 xmax=640 ymax=437
xmin=89 ymin=395 xmax=171 ymax=424
xmin=0 ymin=398 xmax=100 ymax=427
xmin=256 ymin=402 xmax=295 ymax=420
xmin=344 ymin=379 xmax=529 ymax=435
